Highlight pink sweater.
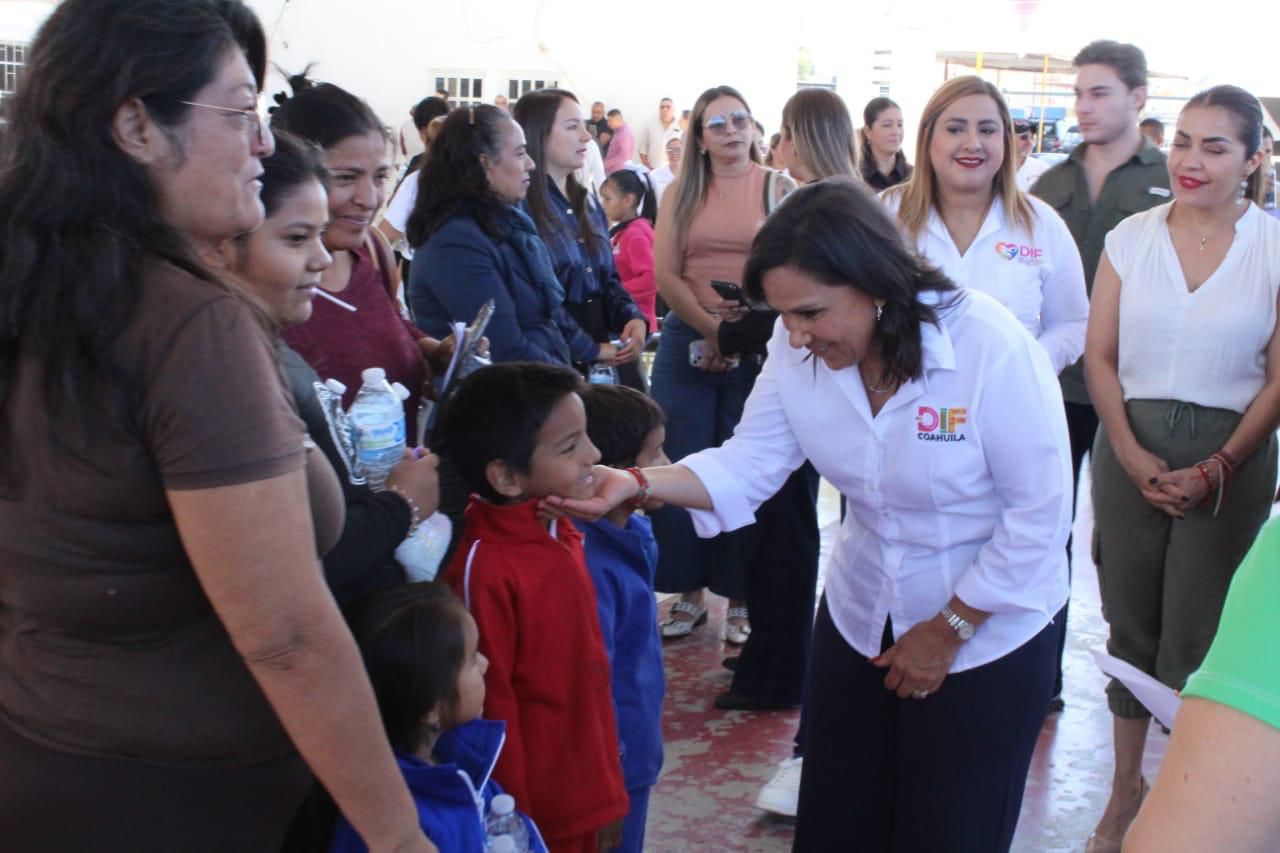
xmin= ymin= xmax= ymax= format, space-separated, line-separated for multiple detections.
xmin=611 ymin=218 xmax=657 ymax=332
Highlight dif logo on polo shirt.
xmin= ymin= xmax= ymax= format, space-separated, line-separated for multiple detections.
xmin=994 ymin=241 xmax=1043 ymax=264
xmin=917 ymin=406 xmax=968 ymax=443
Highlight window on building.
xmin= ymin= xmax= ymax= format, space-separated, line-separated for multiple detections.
xmin=506 ymin=77 xmax=559 ymax=100
xmin=1 ymin=42 xmax=26 ymax=100
xmin=433 ymin=72 xmax=484 ymax=107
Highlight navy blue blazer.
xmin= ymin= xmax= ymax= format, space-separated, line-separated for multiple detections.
xmin=410 ymin=208 xmax=573 ymax=366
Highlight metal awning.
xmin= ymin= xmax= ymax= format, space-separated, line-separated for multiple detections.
xmin=937 ymin=50 xmax=1186 ymax=80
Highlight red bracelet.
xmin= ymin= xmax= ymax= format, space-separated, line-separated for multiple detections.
xmin=1194 ymin=463 xmax=1215 ymax=504
xmin=625 ymin=467 xmax=652 ymax=508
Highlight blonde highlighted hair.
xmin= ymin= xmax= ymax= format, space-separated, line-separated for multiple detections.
xmin=888 ymin=76 xmax=1034 ymax=239
xmin=781 ymin=88 xmax=860 ymax=182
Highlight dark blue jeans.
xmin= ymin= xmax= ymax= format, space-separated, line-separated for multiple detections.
xmin=648 ymin=314 xmax=757 ymax=598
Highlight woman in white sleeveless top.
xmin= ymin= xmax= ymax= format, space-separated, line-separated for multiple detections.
xmin=1083 ymin=85 xmax=1280 ymax=853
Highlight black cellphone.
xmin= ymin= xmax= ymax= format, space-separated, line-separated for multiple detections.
xmin=710 ymin=280 xmax=747 ymax=303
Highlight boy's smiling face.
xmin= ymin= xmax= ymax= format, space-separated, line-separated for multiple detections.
xmin=511 ymin=392 xmax=601 ymax=501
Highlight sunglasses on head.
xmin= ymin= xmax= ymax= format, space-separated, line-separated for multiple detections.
xmin=704 ymin=110 xmax=752 ymax=135
xmin=1013 ymin=122 xmax=1033 ymax=137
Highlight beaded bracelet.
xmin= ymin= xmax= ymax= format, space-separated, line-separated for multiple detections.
xmin=387 ymin=484 xmax=423 ymax=532
xmin=625 ymin=467 xmax=652 ymax=509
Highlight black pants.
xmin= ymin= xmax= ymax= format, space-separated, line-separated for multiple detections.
xmin=729 ymin=462 xmax=821 ymax=704
xmin=794 ymin=598 xmax=1055 ymax=853
xmin=1054 ymin=400 xmax=1099 ymax=697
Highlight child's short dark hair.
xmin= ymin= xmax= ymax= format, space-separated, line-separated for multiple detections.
xmin=346 ymin=582 xmax=471 ymax=754
xmin=438 ymin=362 xmax=584 ymax=501
xmin=580 ymin=385 xmax=666 ymax=469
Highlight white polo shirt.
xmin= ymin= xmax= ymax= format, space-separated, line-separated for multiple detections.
xmin=882 ymin=192 xmax=1088 ymax=376
xmin=1016 ymin=155 xmax=1051 ymax=192
xmin=383 ymin=171 xmax=420 ymax=259
xmin=680 ymin=290 xmax=1072 ymax=672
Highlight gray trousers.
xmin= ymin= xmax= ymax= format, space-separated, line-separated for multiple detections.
xmin=1091 ymin=399 xmax=1276 ymax=718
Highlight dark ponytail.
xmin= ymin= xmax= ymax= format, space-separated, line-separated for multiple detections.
xmin=1183 ymin=85 xmax=1266 ymax=204
xmin=604 ymin=168 xmax=657 ymax=227
xmin=269 ymin=70 xmax=386 ymax=151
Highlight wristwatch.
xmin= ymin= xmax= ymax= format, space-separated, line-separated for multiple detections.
xmin=941 ymin=606 xmax=976 ymax=641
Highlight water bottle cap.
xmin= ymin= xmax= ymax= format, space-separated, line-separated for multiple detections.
xmin=490 ymin=793 xmax=515 ymax=815
xmin=489 ymin=836 xmax=516 ymax=853
xmin=390 ymin=382 xmax=410 ymax=401
xmin=361 ymin=367 xmax=387 ymax=384
xmin=324 ymin=378 xmax=347 ymax=396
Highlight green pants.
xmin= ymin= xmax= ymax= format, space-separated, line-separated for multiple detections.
xmin=1091 ymin=399 xmax=1277 ymax=719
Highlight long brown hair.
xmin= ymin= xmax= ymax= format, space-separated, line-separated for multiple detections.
xmin=666 ymin=85 xmax=761 ymax=250
xmin=888 ymin=76 xmax=1034 ymax=239
xmin=513 ymin=88 xmax=600 ymax=254
xmin=781 ymin=88 xmax=859 ymax=182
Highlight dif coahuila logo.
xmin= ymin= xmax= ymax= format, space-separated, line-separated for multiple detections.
xmin=917 ymin=406 xmax=967 ymax=442
xmin=994 ymin=242 xmax=1043 ymax=264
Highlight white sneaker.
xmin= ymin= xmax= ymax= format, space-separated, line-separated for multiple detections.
xmin=754 ymin=756 xmax=802 ymax=817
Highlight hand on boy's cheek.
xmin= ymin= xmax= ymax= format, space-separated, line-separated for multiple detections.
xmin=535 ymin=498 xmax=568 ymax=523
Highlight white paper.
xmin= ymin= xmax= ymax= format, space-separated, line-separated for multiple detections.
xmin=1091 ymin=647 xmax=1182 ymax=730
xmin=438 ymin=320 xmax=467 ymax=396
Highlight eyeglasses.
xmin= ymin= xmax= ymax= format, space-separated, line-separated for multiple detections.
xmin=703 ymin=110 xmax=753 ymax=136
xmin=179 ymin=100 xmax=271 ymax=147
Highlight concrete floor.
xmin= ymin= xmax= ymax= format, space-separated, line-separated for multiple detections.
xmin=643 ymin=472 xmax=1174 ymax=852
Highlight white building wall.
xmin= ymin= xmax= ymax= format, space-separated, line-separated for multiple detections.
xmin=244 ymin=0 xmax=796 ymax=142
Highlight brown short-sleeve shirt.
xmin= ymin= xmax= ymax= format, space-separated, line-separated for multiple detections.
xmin=0 ymin=259 xmax=341 ymax=765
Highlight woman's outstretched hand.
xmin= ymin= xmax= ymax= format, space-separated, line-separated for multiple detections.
xmin=540 ymin=465 xmax=639 ymax=522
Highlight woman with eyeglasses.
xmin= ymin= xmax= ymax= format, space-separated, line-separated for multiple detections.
xmin=883 ymin=76 xmax=1088 ymax=379
xmin=649 ymin=85 xmax=793 ymax=642
xmin=0 ymin=2 xmax=434 ymax=850
xmin=271 ymin=75 xmax=453 ymax=441
xmin=859 ymin=97 xmax=912 ymax=191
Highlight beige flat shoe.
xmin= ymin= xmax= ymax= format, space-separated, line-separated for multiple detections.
xmin=1085 ymin=777 xmax=1149 ymax=853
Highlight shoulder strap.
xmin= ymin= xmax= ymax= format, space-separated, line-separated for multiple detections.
xmin=762 ymin=169 xmax=778 ymax=216
xmin=365 ymin=227 xmax=403 ymax=303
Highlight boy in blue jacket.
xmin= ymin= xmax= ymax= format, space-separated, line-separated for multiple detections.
xmin=330 ymin=583 xmax=547 ymax=853
xmin=578 ymin=384 xmax=668 ymax=853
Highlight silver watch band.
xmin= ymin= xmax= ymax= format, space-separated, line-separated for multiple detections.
xmin=941 ymin=606 xmax=974 ymax=638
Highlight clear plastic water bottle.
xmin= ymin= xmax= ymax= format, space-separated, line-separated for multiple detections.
xmin=485 ymin=794 xmax=529 ymax=852
xmin=489 ymin=836 xmax=516 ymax=853
xmin=395 ymin=512 xmax=453 ymax=583
xmin=588 ymin=363 xmax=617 ymax=385
xmin=348 ymin=367 xmax=406 ymax=490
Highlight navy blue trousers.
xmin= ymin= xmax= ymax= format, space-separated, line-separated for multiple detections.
xmin=729 ymin=461 xmax=821 ymax=705
xmin=794 ymin=598 xmax=1055 ymax=853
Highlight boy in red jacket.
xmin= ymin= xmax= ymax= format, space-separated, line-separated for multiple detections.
xmin=437 ymin=362 xmax=627 ymax=853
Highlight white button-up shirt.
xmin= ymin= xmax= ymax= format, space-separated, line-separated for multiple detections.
xmin=680 ymin=291 xmax=1072 ymax=671
xmin=883 ymin=192 xmax=1088 ymax=377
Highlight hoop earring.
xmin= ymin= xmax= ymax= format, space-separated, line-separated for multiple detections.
xmin=1237 ymin=176 xmax=1249 ymax=206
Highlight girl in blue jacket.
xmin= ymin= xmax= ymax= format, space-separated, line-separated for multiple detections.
xmin=330 ymin=583 xmax=546 ymax=853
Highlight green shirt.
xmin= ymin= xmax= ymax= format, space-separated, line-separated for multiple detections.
xmin=1032 ymin=139 xmax=1170 ymax=403
xmin=1182 ymin=516 xmax=1280 ymax=731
